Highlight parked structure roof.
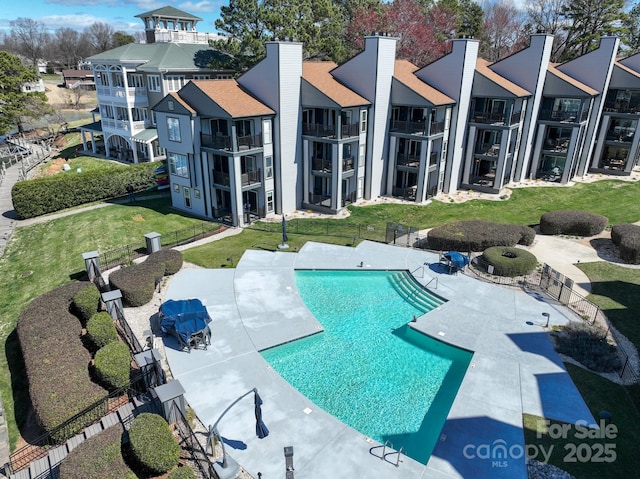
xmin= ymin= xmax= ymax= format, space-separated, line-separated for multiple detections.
xmin=190 ymin=79 xmax=275 ymax=118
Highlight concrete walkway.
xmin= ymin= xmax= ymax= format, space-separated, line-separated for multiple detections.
xmin=162 ymin=241 xmax=595 ymax=479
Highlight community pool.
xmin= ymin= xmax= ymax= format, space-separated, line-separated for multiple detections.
xmin=260 ymin=270 xmax=472 ymax=464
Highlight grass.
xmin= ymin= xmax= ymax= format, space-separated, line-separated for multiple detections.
xmin=1 ymin=179 xmax=640 ymax=476
xmin=37 ymin=156 xmax=127 ymax=176
xmin=524 ymin=364 xmax=640 ymax=479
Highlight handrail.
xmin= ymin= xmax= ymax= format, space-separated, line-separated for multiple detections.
xmin=425 ymin=277 xmax=438 ymax=289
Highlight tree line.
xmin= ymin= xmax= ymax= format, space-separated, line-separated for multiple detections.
xmin=213 ymin=0 xmax=635 ymax=67
xmin=0 ymin=18 xmax=138 ymax=71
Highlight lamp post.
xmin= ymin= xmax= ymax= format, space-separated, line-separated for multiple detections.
xmin=542 ymin=312 xmax=550 ymax=328
xmin=207 ymin=388 xmax=269 ymax=479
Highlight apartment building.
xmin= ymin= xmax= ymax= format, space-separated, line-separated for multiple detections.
xmin=88 ymin=8 xmax=639 ymax=226
xmin=82 ymin=6 xmax=232 ymax=164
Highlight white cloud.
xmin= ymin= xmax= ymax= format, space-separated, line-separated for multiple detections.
xmin=178 ymin=1 xmax=219 ymax=13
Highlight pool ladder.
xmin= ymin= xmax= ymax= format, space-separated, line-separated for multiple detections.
xmin=370 ymin=440 xmax=405 ymax=467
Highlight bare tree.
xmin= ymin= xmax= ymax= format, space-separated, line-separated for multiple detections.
xmin=9 ymin=17 xmax=50 ymax=68
xmin=524 ymin=0 xmax=569 ymax=61
xmin=87 ymin=22 xmax=115 ymax=54
xmin=481 ymin=0 xmax=528 ymax=62
xmin=51 ymin=28 xmax=91 ymax=70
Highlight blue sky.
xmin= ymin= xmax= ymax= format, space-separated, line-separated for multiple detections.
xmin=0 ymin=0 xmax=225 ymax=35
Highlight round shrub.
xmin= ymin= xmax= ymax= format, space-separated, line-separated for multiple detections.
xmin=146 ymin=248 xmax=183 ymax=276
xmin=619 ymin=235 xmax=640 ymax=264
xmin=129 ymin=413 xmax=180 ymax=475
xmin=109 ymin=261 xmax=165 ymax=307
xmin=93 ymin=341 xmax=131 ymax=390
xmin=59 ymin=424 xmax=136 ymax=479
xmin=167 ymin=466 xmax=197 ymax=479
xmin=480 ymin=246 xmax=538 ymax=277
xmin=539 ymin=210 xmax=608 ymax=236
xmin=86 ymin=312 xmax=118 ymax=349
xmin=426 ymin=220 xmax=536 ymax=252
xmin=610 ymin=223 xmax=640 ymax=246
xmin=73 ymin=283 xmax=101 ymax=323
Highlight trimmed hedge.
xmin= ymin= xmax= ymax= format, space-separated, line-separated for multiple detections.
xmin=168 ymin=467 xmax=198 ymax=479
xmin=16 ymin=282 xmax=106 ymax=442
xmin=93 ymin=341 xmax=132 ymax=391
xmin=86 ymin=312 xmax=118 ymax=349
xmin=129 ymin=413 xmax=180 ymax=474
xmin=109 ymin=261 xmax=166 ymax=307
xmin=425 ymin=220 xmax=535 ymax=252
xmin=555 ymin=321 xmax=622 ymax=372
xmin=146 ymin=248 xmax=184 ymax=276
xmin=611 ymin=223 xmax=640 ymax=264
xmin=59 ymin=424 xmax=136 ymax=479
xmin=11 ymin=162 xmax=157 ymax=219
xmin=539 ymin=210 xmax=608 ymax=236
xmin=479 ymin=246 xmax=538 ymax=277
xmin=72 ymin=283 xmax=101 ymax=324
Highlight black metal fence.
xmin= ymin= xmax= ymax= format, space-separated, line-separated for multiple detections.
xmin=249 ymin=218 xmax=387 ymax=243
xmin=171 ymin=401 xmax=220 ymax=479
xmin=8 ymin=374 xmax=155 ymax=474
xmin=99 ymin=222 xmax=227 ymax=270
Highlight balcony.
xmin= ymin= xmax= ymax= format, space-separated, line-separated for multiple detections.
xmin=391 ymin=120 xmax=426 ymax=135
xmin=201 ymin=133 xmax=232 ymax=150
xmin=429 ymin=120 xmax=445 ymax=135
xmin=312 ymin=158 xmax=332 ymax=172
xmin=238 ymin=134 xmax=262 ymax=150
xmin=342 ymin=191 xmax=356 ymax=207
xmin=309 ymin=194 xmax=331 ymax=207
xmin=392 ymin=186 xmax=417 ymax=200
xmin=303 ymin=123 xmax=336 ymax=137
xmin=396 ymin=153 xmax=420 ymax=167
xmin=341 ymin=123 xmax=360 ymax=138
xmin=96 ymin=85 xmax=147 ymax=102
xmin=603 ymin=102 xmax=640 ymax=114
xmin=241 ymin=168 xmax=261 ymax=186
xmin=213 ymin=171 xmax=230 ymax=186
xmin=539 ymin=109 xmax=589 ymax=123
xmin=476 ymin=144 xmax=501 ymax=156
xmin=343 ymin=157 xmax=354 ymax=172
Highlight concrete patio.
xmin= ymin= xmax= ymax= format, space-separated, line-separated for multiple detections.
xmin=161 ymin=241 xmax=595 ymax=479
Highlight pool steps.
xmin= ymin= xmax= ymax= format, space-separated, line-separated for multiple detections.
xmin=389 ymin=272 xmax=445 ymax=314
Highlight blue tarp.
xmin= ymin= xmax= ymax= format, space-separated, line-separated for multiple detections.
xmin=443 ymin=251 xmax=470 ymax=270
xmin=160 ymin=299 xmax=211 ymax=351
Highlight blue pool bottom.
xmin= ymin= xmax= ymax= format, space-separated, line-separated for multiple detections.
xmin=261 ymin=270 xmax=472 ymax=464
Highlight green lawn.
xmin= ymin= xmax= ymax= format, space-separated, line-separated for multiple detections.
xmin=1 ymin=180 xmax=640 ymax=477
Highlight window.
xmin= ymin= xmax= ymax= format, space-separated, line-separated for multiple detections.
xmin=148 ymin=75 xmax=161 ymax=92
xmin=193 ymin=74 xmax=210 ymax=80
xmin=132 ymin=107 xmax=147 ymax=122
xmin=359 ymin=144 xmax=365 ymax=162
xmin=183 ymin=186 xmax=191 ymax=208
xmin=169 ymin=152 xmax=189 ymax=178
xmin=167 ymin=117 xmax=181 ymax=142
xmin=266 ymin=191 xmax=274 ymax=212
xmin=360 ymin=110 xmax=368 ymax=133
xmin=263 ymin=120 xmax=272 ymax=144
xmin=194 ymin=188 xmax=201 ymax=199
xmin=265 ymin=156 xmax=273 ymax=179
xmin=167 ymin=75 xmax=185 ymax=92
xmin=173 ymin=183 xmax=180 ymax=192
xmin=128 ymin=74 xmax=144 ymax=88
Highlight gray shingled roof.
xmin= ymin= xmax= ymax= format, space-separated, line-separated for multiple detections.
xmin=87 ymin=43 xmax=229 ymax=72
xmin=135 ymin=6 xmax=203 ymax=21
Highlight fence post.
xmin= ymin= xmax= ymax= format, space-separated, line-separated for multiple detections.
xmin=102 ymin=290 xmax=124 ymax=320
xmin=144 ymin=232 xmax=162 ymax=254
xmin=151 ymin=381 xmax=186 ymax=424
xmin=82 ymin=251 xmax=101 ymax=281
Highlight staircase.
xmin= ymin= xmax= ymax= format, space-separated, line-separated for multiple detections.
xmin=389 ymin=272 xmax=445 ymax=314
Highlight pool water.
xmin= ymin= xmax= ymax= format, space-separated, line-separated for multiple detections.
xmin=260 ymin=270 xmax=472 ymax=464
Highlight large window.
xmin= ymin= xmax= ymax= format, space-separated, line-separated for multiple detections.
xmin=148 ymin=75 xmax=160 ymax=92
xmin=265 ymin=156 xmax=273 ymax=179
xmin=167 ymin=75 xmax=185 ymax=92
xmin=167 ymin=117 xmax=181 ymax=142
xmin=128 ymin=74 xmax=144 ymax=88
xmin=169 ymin=152 xmax=189 ymax=178
xmin=360 ymin=110 xmax=368 ymax=133
xmin=263 ymin=120 xmax=272 ymax=144
xmin=266 ymin=191 xmax=274 ymax=212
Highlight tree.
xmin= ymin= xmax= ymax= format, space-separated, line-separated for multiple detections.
xmin=561 ymin=0 xmax=627 ymax=59
xmin=215 ymin=0 xmax=270 ymax=67
xmin=113 ymin=31 xmax=136 ymax=48
xmin=87 ymin=22 xmax=115 ymax=53
xmin=343 ymin=3 xmax=389 ymax=53
xmin=0 ymin=51 xmax=50 ymax=135
xmin=51 ymin=27 xmax=92 ymax=70
xmin=9 ymin=17 xmax=50 ymax=68
xmin=622 ymin=2 xmax=640 ymax=54
xmin=481 ymin=0 xmax=528 ymax=62
xmin=437 ymin=0 xmax=484 ymax=39
xmin=524 ymin=0 xmax=569 ymax=62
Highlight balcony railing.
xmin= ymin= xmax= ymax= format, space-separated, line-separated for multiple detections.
xmin=396 ymin=153 xmax=420 ymax=167
xmin=241 ymin=168 xmax=261 ymax=186
xmin=429 ymin=120 xmax=445 ymax=135
xmin=342 ymin=191 xmax=356 ymax=207
xmin=341 ymin=123 xmax=360 ymax=138
xmin=392 ymin=186 xmax=417 ymax=200
xmin=476 ymin=144 xmax=501 ymax=156
xmin=201 ymin=133 xmax=232 ymax=150
xmin=391 ymin=120 xmax=426 ymax=135
xmin=303 ymin=123 xmax=336 ymax=137
xmin=603 ymin=102 xmax=640 ymax=114
xmin=309 ymin=194 xmax=331 ymax=207
xmin=343 ymin=157 xmax=354 ymax=172
xmin=312 ymin=158 xmax=332 ymax=172
xmin=539 ymin=109 xmax=587 ymax=123
xmin=238 ymin=134 xmax=262 ymax=150
xmin=213 ymin=171 xmax=230 ymax=186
